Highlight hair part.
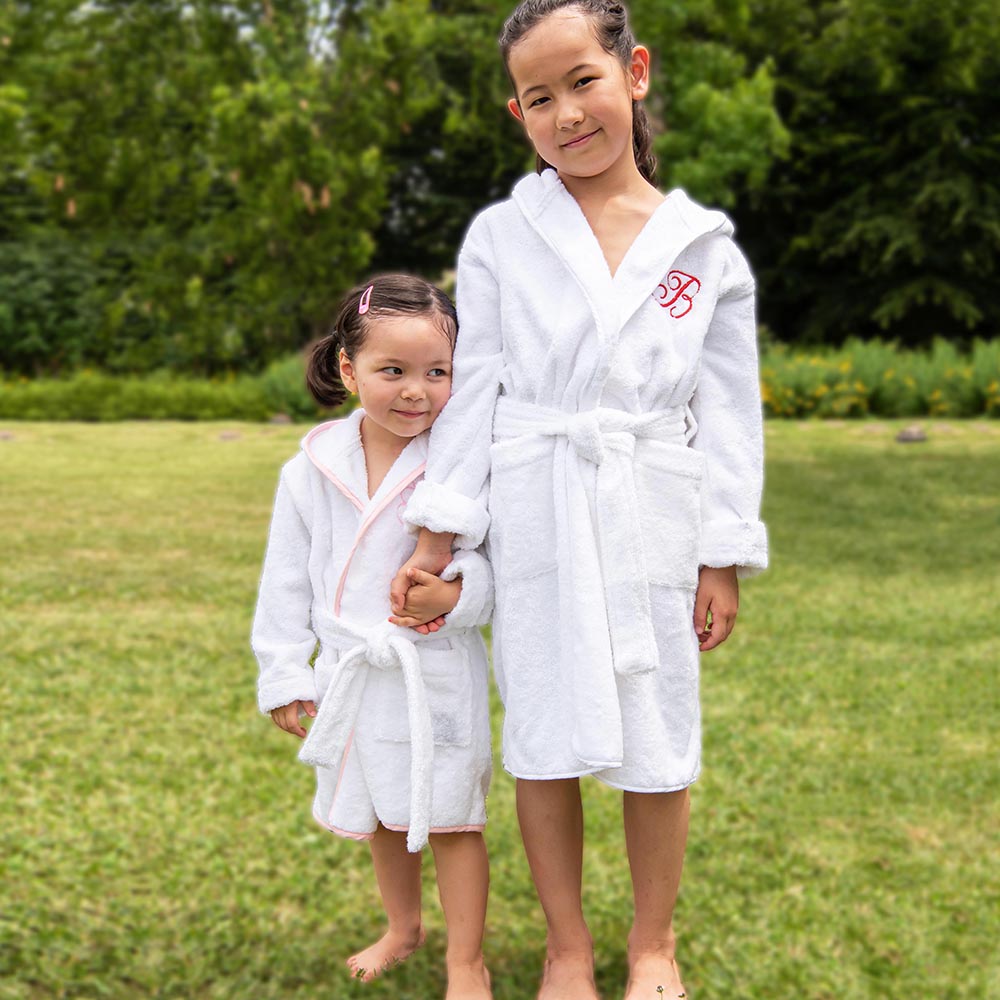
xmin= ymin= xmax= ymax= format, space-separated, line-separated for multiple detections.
xmin=306 ymin=273 xmax=458 ymax=408
xmin=499 ymin=0 xmax=657 ymax=185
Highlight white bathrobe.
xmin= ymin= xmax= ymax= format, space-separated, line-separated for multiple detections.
xmin=404 ymin=170 xmax=767 ymax=792
xmin=252 ymin=409 xmax=493 ymax=850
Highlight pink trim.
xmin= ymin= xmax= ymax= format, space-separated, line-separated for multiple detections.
xmin=312 ymin=810 xmax=375 ymax=841
xmin=326 ymin=730 xmax=355 ymax=826
xmin=382 ymin=823 xmax=486 ymax=835
xmin=333 ymin=462 xmax=427 ymax=616
xmin=303 ymin=421 xmax=365 ymax=512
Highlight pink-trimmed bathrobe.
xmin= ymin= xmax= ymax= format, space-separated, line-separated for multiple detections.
xmin=252 ymin=410 xmax=492 ymax=851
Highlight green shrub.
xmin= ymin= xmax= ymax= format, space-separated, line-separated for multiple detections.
xmin=0 ymin=367 xmax=304 ymax=422
xmin=2 ymin=341 xmax=997 ymax=421
xmin=760 ymin=338 xmax=1000 ymax=419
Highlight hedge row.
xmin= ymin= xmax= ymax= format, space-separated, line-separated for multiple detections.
xmin=760 ymin=338 xmax=1000 ymax=419
xmin=0 ymin=356 xmax=343 ymax=423
xmin=1 ymin=339 xmax=998 ymax=422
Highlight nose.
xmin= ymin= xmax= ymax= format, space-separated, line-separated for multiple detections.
xmin=399 ymin=378 xmax=426 ymax=401
xmin=555 ymin=98 xmax=584 ymax=131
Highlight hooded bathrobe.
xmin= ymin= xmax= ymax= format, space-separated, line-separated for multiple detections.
xmin=404 ymin=170 xmax=768 ymax=792
xmin=252 ymin=410 xmax=493 ymax=851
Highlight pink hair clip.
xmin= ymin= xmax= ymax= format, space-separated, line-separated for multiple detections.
xmin=358 ymin=284 xmax=374 ymax=315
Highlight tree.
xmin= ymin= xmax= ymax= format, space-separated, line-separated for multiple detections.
xmin=732 ymin=0 xmax=1000 ymax=345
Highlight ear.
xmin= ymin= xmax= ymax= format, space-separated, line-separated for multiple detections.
xmin=507 ymin=97 xmax=525 ymax=124
xmin=339 ymin=348 xmax=359 ymax=394
xmin=629 ymin=45 xmax=651 ymax=101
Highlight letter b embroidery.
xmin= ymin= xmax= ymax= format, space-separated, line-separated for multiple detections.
xmin=654 ymin=271 xmax=701 ymax=319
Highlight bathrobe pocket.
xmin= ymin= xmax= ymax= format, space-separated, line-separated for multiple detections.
xmin=634 ymin=440 xmax=705 ymax=590
xmin=374 ymin=644 xmax=473 ymax=748
xmin=488 ymin=435 xmax=557 ymax=579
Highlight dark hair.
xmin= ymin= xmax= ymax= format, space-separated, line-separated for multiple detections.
xmin=499 ymin=0 xmax=656 ymax=185
xmin=307 ymin=273 xmax=458 ymax=408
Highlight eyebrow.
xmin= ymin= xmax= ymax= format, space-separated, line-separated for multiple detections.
xmin=519 ymin=63 xmax=600 ymax=102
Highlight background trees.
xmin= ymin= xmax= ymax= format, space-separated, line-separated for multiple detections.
xmin=0 ymin=0 xmax=996 ymax=375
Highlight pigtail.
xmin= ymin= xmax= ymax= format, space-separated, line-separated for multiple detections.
xmin=306 ymin=331 xmax=348 ymax=408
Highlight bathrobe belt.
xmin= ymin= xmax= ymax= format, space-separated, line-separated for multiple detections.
xmin=298 ymin=612 xmax=436 ymax=852
xmin=493 ymin=398 xmax=690 ymax=768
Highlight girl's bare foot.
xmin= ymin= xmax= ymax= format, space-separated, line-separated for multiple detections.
xmin=624 ymin=954 xmax=686 ymax=999
xmin=345 ymin=925 xmax=426 ymax=983
xmin=445 ymin=957 xmax=493 ymax=999
xmin=538 ymin=952 xmax=601 ymax=1000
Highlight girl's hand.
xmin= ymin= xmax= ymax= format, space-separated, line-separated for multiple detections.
xmin=694 ymin=566 xmax=739 ymax=652
xmin=389 ymin=568 xmax=461 ymax=632
xmin=390 ymin=528 xmax=455 ymax=615
xmin=270 ymin=700 xmax=317 ymax=739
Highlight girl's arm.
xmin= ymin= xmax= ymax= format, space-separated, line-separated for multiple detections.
xmin=251 ymin=468 xmax=318 ymax=727
xmin=688 ymin=241 xmax=769 ymax=580
xmin=391 ymin=222 xmax=504 ymax=611
xmin=687 ymin=243 xmax=767 ymax=650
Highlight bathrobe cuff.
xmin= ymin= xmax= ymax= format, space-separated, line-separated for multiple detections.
xmin=699 ymin=519 xmax=769 ymax=580
xmin=403 ymin=480 xmax=491 ymax=551
xmin=440 ymin=549 xmax=494 ymax=629
xmin=257 ymin=666 xmax=318 ymax=715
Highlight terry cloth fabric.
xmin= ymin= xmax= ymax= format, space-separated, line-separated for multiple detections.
xmin=252 ymin=410 xmax=493 ymax=848
xmin=404 ymin=170 xmax=768 ymax=790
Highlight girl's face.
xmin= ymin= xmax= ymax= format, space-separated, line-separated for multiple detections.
xmin=506 ymin=11 xmax=650 ymax=184
xmin=339 ymin=314 xmax=453 ymax=446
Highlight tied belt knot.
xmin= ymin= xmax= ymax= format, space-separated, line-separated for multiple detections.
xmin=299 ymin=613 xmax=437 ymax=852
xmin=562 ymin=409 xmax=657 ymax=466
xmin=492 ymin=397 xmax=695 ymax=770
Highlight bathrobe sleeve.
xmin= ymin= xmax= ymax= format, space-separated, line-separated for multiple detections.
xmin=688 ymin=241 xmax=769 ymax=579
xmin=251 ymin=468 xmax=319 ymax=713
xmin=403 ymin=219 xmax=504 ymax=549
xmin=440 ymin=547 xmax=494 ymax=630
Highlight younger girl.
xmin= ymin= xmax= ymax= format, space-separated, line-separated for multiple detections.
xmin=252 ymin=274 xmax=494 ymax=1000
xmin=392 ymin=3 xmax=768 ymax=998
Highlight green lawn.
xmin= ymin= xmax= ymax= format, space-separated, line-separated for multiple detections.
xmin=0 ymin=421 xmax=996 ymax=1000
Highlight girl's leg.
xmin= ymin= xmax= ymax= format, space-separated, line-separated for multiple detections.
xmin=516 ymin=777 xmax=600 ymax=1000
xmin=346 ymin=824 xmax=426 ymax=982
xmin=622 ymin=788 xmax=690 ymax=999
xmin=428 ymin=831 xmax=493 ymax=1000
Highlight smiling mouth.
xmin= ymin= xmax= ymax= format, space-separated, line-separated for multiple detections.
xmin=562 ymin=129 xmax=599 ymax=148
xmin=394 ymin=410 xmax=427 ymax=419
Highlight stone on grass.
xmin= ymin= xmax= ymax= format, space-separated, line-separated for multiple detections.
xmin=896 ymin=424 xmax=927 ymax=444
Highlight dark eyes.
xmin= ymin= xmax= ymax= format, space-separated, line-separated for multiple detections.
xmin=380 ymin=367 xmax=450 ymax=377
xmin=528 ymin=76 xmax=596 ymax=108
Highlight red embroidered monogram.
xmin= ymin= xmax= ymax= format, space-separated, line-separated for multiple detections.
xmin=654 ymin=271 xmax=701 ymax=319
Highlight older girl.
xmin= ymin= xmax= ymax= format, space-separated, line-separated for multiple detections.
xmin=392 ymin=4 xmax=767 ymax=997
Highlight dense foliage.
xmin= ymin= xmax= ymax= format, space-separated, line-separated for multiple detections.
xmin=0 ymin=0 xmax=997 ymax=376
xmin=3 ymin=340 xmax=996 ymax=421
